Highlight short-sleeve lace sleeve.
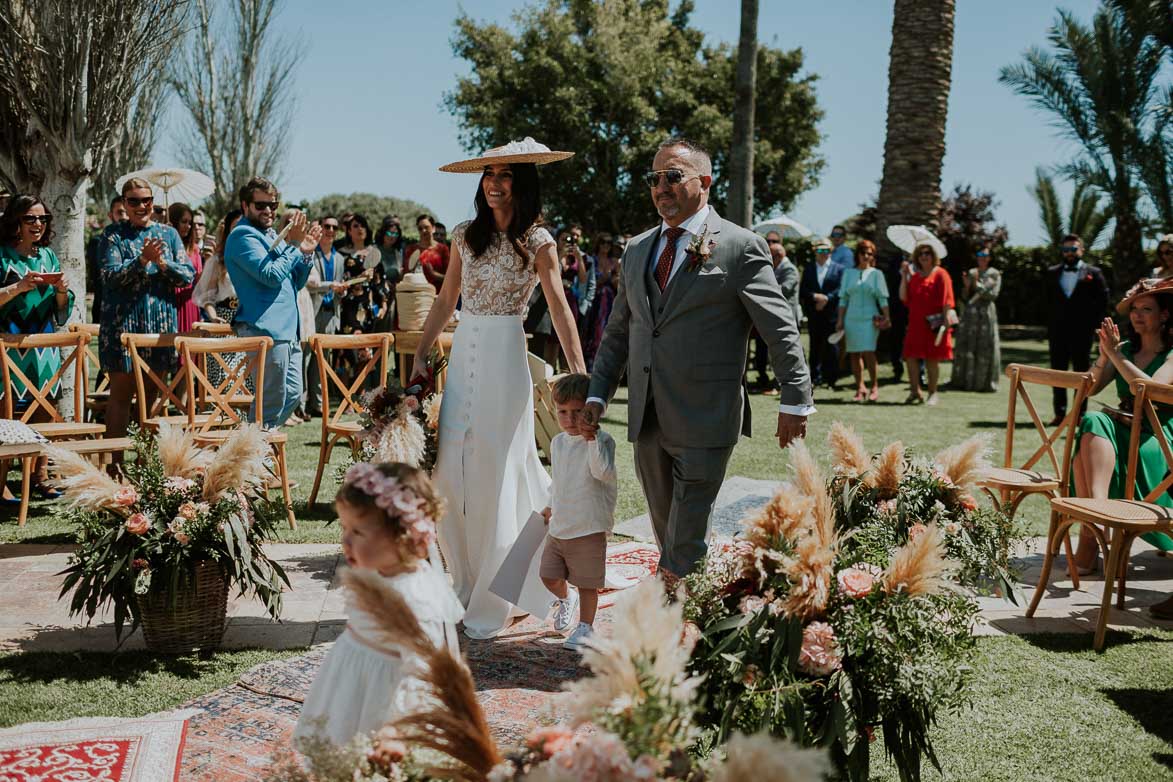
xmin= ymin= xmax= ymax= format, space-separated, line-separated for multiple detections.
xmin=455 ymin=220 xmax=544 ymax=316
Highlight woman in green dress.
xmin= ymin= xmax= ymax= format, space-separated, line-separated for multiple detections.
xmin=835 ymin=239 xmax=890 ymax=402
xmin=0 ymin=195 xmax=75 ymax=497
xmin=951 ymin=244 xmax=1001 ymax=391
xmin=1070 ymin=279 xmax=1173 ymax=604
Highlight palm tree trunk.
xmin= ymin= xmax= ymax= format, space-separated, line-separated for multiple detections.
xmin=1111 ymin=171 xmax=1146 ymax=284
xmin=875 ymin=0 xmax=956 ymax=255
xmin=727 ymin=0 xmax=758 ymax=227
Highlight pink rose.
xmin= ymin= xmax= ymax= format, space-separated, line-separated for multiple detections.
xmin=403 ymin=395 xmax=420 ymax=413
xmin=124 ymin=513 xmax=150 ymax=536
xmin=165 ymin=476 xmax=194 ymax=494
xmin=798 ymin=621 xmax=843 ymax=677
xmin=113 ymin=486 xmax=138 ymax=507
xmin=173 ymin=531 xmax=190 ymax=545
xmin=178 ymin=501 xmax=199 ymax=521
xmin=837 ymin=566 xmax=876 ymax=598
xmin=908 ymin=523 xmax=928 ymax=542
xmin=525 ymin=726 xmax=574 ymax=758
xmin=959 ymin=493 xmax=978 ymax=511
xmin=681 ymin=621 xmax=702 ymax=652
xmin=167 ymin=518 xmax=189 ymax=544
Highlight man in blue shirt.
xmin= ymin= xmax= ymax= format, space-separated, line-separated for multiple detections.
xmin=224 ymin=176 xmax=321 ymax=428
xmin=830 ymin=225 xmax=855 ymax=269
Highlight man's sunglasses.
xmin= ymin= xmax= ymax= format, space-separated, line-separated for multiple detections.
xmin=815 ymin=248 xmax=831 ymax=255
xmin=1061 ymin=245 xmax=1080 ymax=253
xmin=20 ymin=215 xmax=50 ymax=225
xmin=251 ymin=200 xmax=280 ymax=212
xmin=975 ymin=251 xmax=990 ymax=258
xmin=831 ymin=232 xmax=845 ymax=238
xmin=125 ymin=196 xmax=153 ymax=207
xmin=644 ymin=169 xmax=696 ymax=188
xmin=322 ymin=223 xmax=340 ymax=231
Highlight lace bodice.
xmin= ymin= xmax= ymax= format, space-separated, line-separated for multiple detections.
xmin=453 ymin=221 xmax=554 ymax=315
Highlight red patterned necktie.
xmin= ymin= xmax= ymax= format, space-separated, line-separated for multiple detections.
xmin=655 ymin=226 xmax=686 ymax=292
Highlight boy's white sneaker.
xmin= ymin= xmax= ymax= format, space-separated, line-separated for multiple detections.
xmin=551 ymin=589 xmax=578 ymax=632
xmin=563 ymin=622 xmax=594 ymax=651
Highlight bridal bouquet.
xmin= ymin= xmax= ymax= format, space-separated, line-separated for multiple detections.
xmin=339 ymin=350 xmax=447 ymax=479
xmin=265 ymin=574 xmax=828 ymax=782
xmin=51 ymin=424 xmax=288 ymax=639
xmin=682 ymin=427 xmax=1017 ymax=782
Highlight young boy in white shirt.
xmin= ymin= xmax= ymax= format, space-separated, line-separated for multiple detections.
xmin=540 ymin=373 xmax=618 ymax=651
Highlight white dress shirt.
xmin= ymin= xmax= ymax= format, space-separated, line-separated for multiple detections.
xmin=548 ymin=431 xmax=618 ymax=539
xmin=1059 ymin=262 xmax=1083 ymax=298
xmin=815 ymin=259 xmax=831 ymax=287
xmin=588 ymin=204 xmax=815 ymax=419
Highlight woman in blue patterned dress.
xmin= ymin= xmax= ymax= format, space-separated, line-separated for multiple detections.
xmin=0 ymin=195 xmax=75 ymax=497
xmin=98 ymin=178 xmax=194 ymax=449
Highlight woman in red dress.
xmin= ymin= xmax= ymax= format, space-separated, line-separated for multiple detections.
xmin=168 ymin=202 xmax=204 ymax=333
xmin=900 ymin=243 xmax=955 ymax=405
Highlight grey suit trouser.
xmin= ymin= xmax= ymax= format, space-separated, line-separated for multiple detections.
xmin=633 ymin=400 xmax=734 ymax=577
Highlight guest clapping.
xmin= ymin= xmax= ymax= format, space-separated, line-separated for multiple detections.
xmin=835 ymin=239 xmax=889 ymax=402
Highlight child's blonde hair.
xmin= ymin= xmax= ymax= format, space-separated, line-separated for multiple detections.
xmin=336 ymin=462 xmax=445 ymax=559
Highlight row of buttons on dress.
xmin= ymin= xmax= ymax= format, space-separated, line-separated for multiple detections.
xmin=464 ymin=324 xmax=479 ymax=424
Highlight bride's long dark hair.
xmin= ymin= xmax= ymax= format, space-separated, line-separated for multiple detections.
xmin=464 ymin=163 xmax=543 ymax=268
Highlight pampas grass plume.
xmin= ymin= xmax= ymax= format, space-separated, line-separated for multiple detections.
xmin=867 ymin=441 xmax=906 ymax=496
xmin=744 ymin=488 xmax=814 ymax=548
xmin=709 ymin=731 xmax=829 ymax=782
xmin=201 ymin=424 xmax=270 ymax=500
xmin=884 ymin=524 xmax=952 ymax=597
xmin=789 ymin=442 xmax=823 ymax=499
xmin=375 ymin=405 xmax=427 ymax=467
xmin=156 ymin=422 xmax=211 ymax=478
xmin=45 ymin=446 xmax=126 ymax=513
xmin=828 ymin=422 xmax=870 ymax=478
xmin=933 ymin=435 xmax=990 ymax=490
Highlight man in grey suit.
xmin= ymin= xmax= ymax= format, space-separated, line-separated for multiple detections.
xmin=580 ymin=138 xmax=814 ymax=586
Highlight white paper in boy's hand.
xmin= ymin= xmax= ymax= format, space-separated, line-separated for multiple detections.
xmin=489 ymin=511 xmax=553 ymax=618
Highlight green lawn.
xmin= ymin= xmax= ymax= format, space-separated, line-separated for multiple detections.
xmin=1 ymin=338 xmax=1170 ymax=780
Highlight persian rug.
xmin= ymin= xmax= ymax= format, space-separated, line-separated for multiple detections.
xmin=179 ymin=543 xmax=659 ymax=780
xmin=0 ymin=709 xmax=197 ymax=782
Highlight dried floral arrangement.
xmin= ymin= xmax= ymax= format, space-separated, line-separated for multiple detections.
xmin=264 ymin=574 xmax=828 ymax=782
xmin=682 ymin=427 xmax=1022 ymax=782
xmin=51 ymin=424 xmax=289 ymax=639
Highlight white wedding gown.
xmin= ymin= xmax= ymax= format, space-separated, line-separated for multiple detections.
xmin=433 ymin=221 xmax=555 ymax=639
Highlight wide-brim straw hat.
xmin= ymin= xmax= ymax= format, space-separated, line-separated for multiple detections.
xmin=439 ymin=137 xmax=574 ymax=173
xmin=1116 ymin=277 xmax=1173 ymax=315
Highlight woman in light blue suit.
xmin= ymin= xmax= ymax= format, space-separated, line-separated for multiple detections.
xmin=836 ymin=239 xmax=890 ymax=402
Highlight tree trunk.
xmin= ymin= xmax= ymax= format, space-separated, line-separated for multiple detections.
xmin=1110 ymin=173 xmax=1146 ymax=285
xmin=875 ymin=0 xmax=956 ymax=256
xmin=727 ymin=0 xmax=758 ymax=228
xmin=41 ymin=169 xmax=90 ymax=420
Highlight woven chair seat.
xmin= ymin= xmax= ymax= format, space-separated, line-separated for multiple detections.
xmin=145 ymin=414 xmax=219 ymax=430
xmin=194 ymin=429 xmax=287 ymax=446
xmin=1051 ymin=496 xmax=1173 ymax=530
xmin=31 ymin=422 xmax=106 ymax=439
xmin=327 ymin=421 xmax=363 ymax=436
xmin=978 ymin=467 xmax=1059 ymax=491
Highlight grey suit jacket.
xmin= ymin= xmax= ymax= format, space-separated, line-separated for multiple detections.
xmin=588 ymin=208 xmax=812 ymax=449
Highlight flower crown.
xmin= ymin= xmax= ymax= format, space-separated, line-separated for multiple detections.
xmin=343 ymin=463 xmax=436 ymax=558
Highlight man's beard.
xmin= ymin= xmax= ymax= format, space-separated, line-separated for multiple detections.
xmin=656 ymin=199 xmax=680 ymax=219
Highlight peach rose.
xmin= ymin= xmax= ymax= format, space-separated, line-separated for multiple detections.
xmin=908 ymin=523 xmax=929 ymax=542
xmin=837 ymin=566 xmax=876 ymax=598
xmin=124 ymin=513 xmax=150 ymax=536
xmin=525 ymin=726 xmax=574 ymax=758
xmin=680 ymin=621 xmax=702 ymax=653
xmin=173 ymin=531 xmax=190 ymax=545
xmin=959 ymin=493 xmax=978 ymax=511
xmin=113 ymin=486 xmax=138 ymax=507
xmin=178 ymin=501 xmax=199 ymax=521
xmin=798 ymin=621 xmax=843 ymax=677
xmin=738 ymin=595 xmax=767 ymax=615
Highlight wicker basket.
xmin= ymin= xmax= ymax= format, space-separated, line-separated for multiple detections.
xmin=137 ymin=560 xmax=229 ymax=653
xmin=396 ymin=271 xmax=436 ymax=331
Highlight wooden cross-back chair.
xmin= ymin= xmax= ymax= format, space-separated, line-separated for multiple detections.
xmin=527 ymin=352 xmax=563 ymax=462
xmin=977 ymin=364 xmax=1094 ymax=585
xmin=306 ymin=333 xmax=392 ymax=506
xmin=174 ymin=335 xmax=296 ymax=529
xmin=0 ymin=331 xmax=104 ymax=439
xmin=1031 ymin=377 xmax=1173 ymax=651
xmin=68 ymin=323 xmax=109 ymax=422
xmin=122 ymin=332 xmax=192 ymax=430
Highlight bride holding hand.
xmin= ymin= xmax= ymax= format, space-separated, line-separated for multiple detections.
xmin=411 ymin=138 xmax=585 ymax=639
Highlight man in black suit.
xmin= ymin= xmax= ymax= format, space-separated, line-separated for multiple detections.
xmin=800 ymin=236 xmax=844 ymax=388
xmin=1047 ymin=233 xmax=1110 ymax=425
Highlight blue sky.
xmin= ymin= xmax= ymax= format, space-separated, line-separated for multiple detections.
xmin=159 ymin=0 xmax=1104 ymax=246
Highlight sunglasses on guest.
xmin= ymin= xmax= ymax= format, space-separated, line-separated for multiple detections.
xmin=322 ymin=222 xmax=340 ymax=231
xmin=251 ymin=200 xmax=280 ymax=212
xmin=125 ymin=196 xmax=153 ymax=207
xmin=815 ymin=248 xmax=831 ymax=255
xmin=19 ymin=215 xmax=50 ymax=225
xmin=644 ymin=169 xmax=697 ymax=188
xmin=1061 ymin=245 xmax=1080 ymax=253
xmin=976 ymin=251 xmax=990 ymax=258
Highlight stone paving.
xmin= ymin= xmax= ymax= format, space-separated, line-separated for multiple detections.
xmin=1 ymin=534 xmax=1170 ymax=653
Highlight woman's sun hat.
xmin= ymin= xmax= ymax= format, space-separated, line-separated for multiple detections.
xmin=1116 ymin=277 xmax=1173 ymax=315
xmin=439 ymin=137 xmax=574 ymax=173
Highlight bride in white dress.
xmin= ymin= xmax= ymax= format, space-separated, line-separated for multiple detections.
xmin=412 ymin=139 xmax=586 ymax=639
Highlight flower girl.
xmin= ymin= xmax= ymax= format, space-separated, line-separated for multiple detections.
xmin=294 ymin=462 xmax=463 ymax=747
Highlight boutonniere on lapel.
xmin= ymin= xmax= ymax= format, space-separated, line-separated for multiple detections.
xmin=685 ymin=226 xmax=717 ymax=272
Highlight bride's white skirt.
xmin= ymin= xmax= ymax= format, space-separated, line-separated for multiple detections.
xmin=433 ymin=313 xmax=553 ymax=638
